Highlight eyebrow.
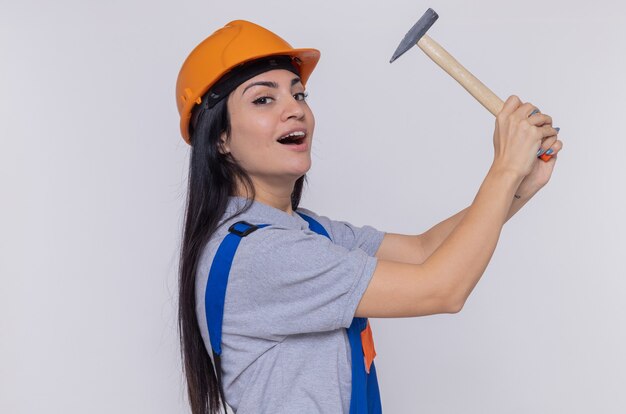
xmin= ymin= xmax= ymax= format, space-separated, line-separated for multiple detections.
xmin=241 ymin=77 xmax=302 ymax=96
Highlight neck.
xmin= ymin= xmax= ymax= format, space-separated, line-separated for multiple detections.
xmin=234 ymin=176 xmax=299 ymax=215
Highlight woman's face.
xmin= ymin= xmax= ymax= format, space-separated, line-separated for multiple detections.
xmin=221 ymin=69 xmax=315 ymax=187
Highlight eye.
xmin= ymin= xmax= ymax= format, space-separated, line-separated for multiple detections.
xmin=294 ymin=91 xmax=309 ymax=101
xmin=253 ymin=96 xmax=274 ymax=105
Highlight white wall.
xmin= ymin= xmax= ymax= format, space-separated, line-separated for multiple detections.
xmin=2 ymin=0 xmax=625 ymax=412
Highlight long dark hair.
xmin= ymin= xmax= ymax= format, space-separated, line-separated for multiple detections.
xmin=178 ymin=94 xmax=306 ymax=413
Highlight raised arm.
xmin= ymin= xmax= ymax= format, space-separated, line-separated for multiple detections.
xmin=358 ymin=96 xmax=562 ymax=318
xmin=375 ymin=194 xmax=539 ymax=265
xmin=375 ymin=104 xmax=562 ymax=265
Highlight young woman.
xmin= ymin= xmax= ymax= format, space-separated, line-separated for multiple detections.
xmin=175 ymin=20 xmax=562 ymax=414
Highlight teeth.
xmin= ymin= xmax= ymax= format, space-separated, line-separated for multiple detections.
xmin=280 ymin=131 xmax=305 ymax=140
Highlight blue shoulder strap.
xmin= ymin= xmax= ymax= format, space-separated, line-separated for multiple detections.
xmin=297 ymin=211 xmax=330 ymax=238
xmin=205 ymin=221 xmax=268 ymax=355
xmin=205 ymin=214 xmax=382 ymax=413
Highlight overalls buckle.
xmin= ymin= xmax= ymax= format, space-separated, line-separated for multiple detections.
xmin=228 ymin=221 xmax=259 ymax=237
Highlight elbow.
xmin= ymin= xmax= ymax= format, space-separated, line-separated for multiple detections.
xmin=437 ymin=275 xmax=474 ymax=314
xmin=441 ymin=289 xmax=466 ymax=314
xmin=428 ymin=293 xmax=464 ymax=315
xmin=446 ymin=299 xmax=465 ymax=314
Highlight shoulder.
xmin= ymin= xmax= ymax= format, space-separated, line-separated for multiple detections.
xmin=296 ymin=207 xmax=385 ymax=256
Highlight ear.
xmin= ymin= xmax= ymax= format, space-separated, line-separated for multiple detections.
xmin=218 ymin=131 xmax=230 ymax=154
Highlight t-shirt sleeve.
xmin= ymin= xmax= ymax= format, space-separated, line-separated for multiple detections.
xmin=296 ymin=208 xmax=385 ymax=256
xmin=224 ymin=225 xmax=378 ymax=340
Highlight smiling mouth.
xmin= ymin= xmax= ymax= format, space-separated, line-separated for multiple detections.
xmin=277 ymin=132 xmax=306 ymax=145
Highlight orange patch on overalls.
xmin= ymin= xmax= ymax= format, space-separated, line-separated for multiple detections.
xmin=361 ymin=320 xmax=376 ymax=374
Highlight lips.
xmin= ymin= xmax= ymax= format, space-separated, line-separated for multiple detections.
xmin=277 ymin=129 xmax=307 ymax=145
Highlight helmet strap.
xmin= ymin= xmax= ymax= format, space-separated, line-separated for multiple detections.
xmin=204 ymin=55 xmax=301 ymax=109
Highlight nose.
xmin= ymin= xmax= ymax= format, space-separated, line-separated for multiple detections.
xmin=281 ymin=94 xmax=305 ymax=121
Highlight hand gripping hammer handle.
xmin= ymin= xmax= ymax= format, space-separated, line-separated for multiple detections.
xmin=391 ymin=9 xmax=554 ymax=162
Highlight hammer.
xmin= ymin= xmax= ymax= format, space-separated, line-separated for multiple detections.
xmin=390 ymin=8 xmax=554 ymax=162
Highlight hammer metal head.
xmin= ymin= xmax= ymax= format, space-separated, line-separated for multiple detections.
xmin=390 ymin=8 xmax=439 ymax=63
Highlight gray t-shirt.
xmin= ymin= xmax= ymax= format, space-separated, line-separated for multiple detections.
xmin=195 ymin=196 xmax=385 ymax=413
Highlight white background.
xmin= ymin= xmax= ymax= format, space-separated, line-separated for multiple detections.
xmin=2 ymin=0 xmax=625 ymax=413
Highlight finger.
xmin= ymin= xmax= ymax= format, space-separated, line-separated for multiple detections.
xmin=499 ymin=95 xmax=523 ymax=117
xmin=538 ymin=135 xmax=557 ymax=154
xmin=528 ymin=113 xmax=553 ymax=127
xmin=538 ymin=124 xmax=559 ymax=138
xmin=548 ymin=139 xmax=564 ymax=155
xmin=515 ymin=102 xmax=539 ymax=119
xmin=538 ymin=138 xmax=563 ymax=158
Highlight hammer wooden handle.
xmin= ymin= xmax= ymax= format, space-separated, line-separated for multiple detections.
xmin=416 ymin=34 xmax=553 ymax=161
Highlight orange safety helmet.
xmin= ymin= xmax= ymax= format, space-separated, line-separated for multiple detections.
xmin=175 ymin=20 xmax=321 ymax=144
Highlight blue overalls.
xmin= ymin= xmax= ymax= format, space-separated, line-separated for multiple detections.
xmin=205 ymin=213 xmax=383 ymax=413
